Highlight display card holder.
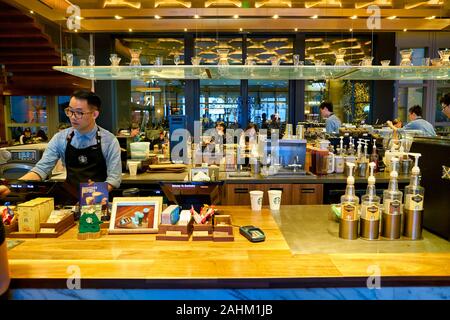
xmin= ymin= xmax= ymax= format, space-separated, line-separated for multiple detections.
xmin=156 ymin=218 xmax=194 ymax=241
xmin=192 ymin=217 xmax=214 ymax=241
xmin=212 ymin=215 xmax=234 ymax=242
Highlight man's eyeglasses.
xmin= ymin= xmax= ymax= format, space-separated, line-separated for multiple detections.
xmin=65 ymin=108 xmax=93 ymax=120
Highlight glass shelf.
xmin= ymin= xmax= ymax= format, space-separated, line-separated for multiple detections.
xmin=53 ymin=65 xmax=450 ymax=81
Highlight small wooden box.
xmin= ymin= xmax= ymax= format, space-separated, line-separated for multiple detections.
xmin=192 ymin=218 xmax=214 ymax=241
xmin=37 ymin=213 xmax=75 ymax=238
xmin=17 ymin=203 xmax=40 ymax=233
xmin=213 ymin=215 xmax=234 ymax=242
xmin=156 ymin=218 xmax=194 ymax=241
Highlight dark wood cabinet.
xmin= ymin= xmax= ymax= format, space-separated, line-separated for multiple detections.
xmin=225 ymin=184 xmax=265 ymax=206
xmin=291 ymin=184 xmax=323 ymax=205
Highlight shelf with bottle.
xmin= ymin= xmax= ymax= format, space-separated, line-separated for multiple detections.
xmin=53 ymin=64 xmax=450 ymax=81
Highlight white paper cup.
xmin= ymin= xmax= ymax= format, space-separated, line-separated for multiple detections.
xmin=250 ymin=190 xmax=264 ymax=211
xmin=268 ymin=190 xmax=282 ymax=211
xmin=128 ymin=161 xmax=138 ymax=176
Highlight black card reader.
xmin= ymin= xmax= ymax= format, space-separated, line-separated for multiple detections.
xmin=239 ymin=225 xmax=266 ymax=242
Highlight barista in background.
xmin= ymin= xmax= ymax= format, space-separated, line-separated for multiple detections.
xmin=440 ymin=93 xmax=450 ymax=119
xmin=387 ymin=105 xmax=436 ymax=137
xmin=319 ymin=101 xmax=342 ymax=134
xmin=239 ymin=123 xmax=259 ymax=168
xmin=261 ymin=113 xmax=269 ymax=130
xmin=19 ymin=128 xmax=32 ymax=144
xmin=35 ymin=129 xmax=48 ymax=142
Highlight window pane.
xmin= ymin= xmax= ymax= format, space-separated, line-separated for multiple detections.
xmin=248 ymin=80 xmax=289 ymax=128
xmin=435 ymin=86 xmax=450 ymax=124
xmin=200 ymin=80 xmax=241 ymax=129
xmin=305 ymin=80 xmax=327 ymax=120
xmin=58 ymin=96 xmax=70 ymax=125
xmin=9 ymin=126 xmax=48 ymax=144
xmin=195 ymin=36 xmax=242 ymax=65
xmin=10 ymin=96 xmax=47 ymax=124
xmin=397 ymin=87 xmax=424 ymax=123
xmin=129 ymin=79 xmax=185 ymax=130
xmin=247 ymin=36 xmax=293 ymax=64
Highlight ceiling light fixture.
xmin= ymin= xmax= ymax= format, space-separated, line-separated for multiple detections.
xmin=184 ymin=28 xmax=188 ymax=31
xmin=349 ymin=28 xmax=353 ymax=32
xmin=425 ymin=15 xmax=436 ymax=19
xmin=104 ymin=0 xmax=141 ymax=9
xmin=403 ymin=28 xmax=407 ymax=32
xmin=405 ymin=0 xmax=443 ymax=10
xmin=129 ymin=28 xmax=133 ymax=32
xmin=233 ymin=14 xmax=239 ymax=19
xmin=155 ymin=0 xmax=191 ymax=8
xmin=355 ymin=0 xmax=392 ymax=9
xmin=310 ymin=15 xmax=318 ymax=19
xmin=114 ymin=15 xmax=123 ymax=20
xmin=273 ymin=14 xmax=279 ymax=19
xmin=387 ymin=15 xmax=397 ymax=19
xmin=194 ymin=14 xmax=200 ymax=19
xmin=256 ymin=0 xmax=292 ymax=8
xmin=205 ymin=0 xmax=242 ymax=7
xmin=350 ymin=15 xmax=358 ymax=19
xmin=239 ymin=28 xmax=243 ymax=31
xmin=305 ymin=0 xmax=342 ymax=8
xmin=29 ymin=10 xmax=34 ymax=14
xmin=294 ymin=28 xmax=298 ymax=31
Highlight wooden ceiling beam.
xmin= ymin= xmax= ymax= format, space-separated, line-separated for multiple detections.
xmin=0 ymin=50 xmax=60 ymax=58
xmin=77 ymin=8 xmax=449 ymax=18
xmin=79 ymin=18 xmax=450 ymax=31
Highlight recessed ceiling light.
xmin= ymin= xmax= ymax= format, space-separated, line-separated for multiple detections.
xmin=194 ymin=14 xmax=200 ymax=19
xmin=74 ymin=29 xmax=78 ymax=33
xmin=233 ymin=14 xmax=239 ymax=19
xmin=425 ymin=16 xmax=436 ymax=20
xmin=114 ymin=15 xmax=123 ymax=20
xmin=350 ymin=15 xmax=357 ymax=19
xmin=311 ymin=15 xmax=318 ymax=19
xmin=154 ymin=15 xmax=161 ymax=19
xmin=273 ymin=14 xmax=279 ymax=19
xmin=239 ymin=28 xmax=243 ymax=31
xmin=349 ymin=28 xmax=353 ymax=32
xmin=29 ymin=10 xmax=34 ymax=14
xmin=403 ymin=28 xmax=407 ymax=32
xmin=184 ymin=28 xmax=188 ymax=32
xmin=387 ymin=16 xmax=397 ymax=20
xmin=294 ymin=28 xmax=298 ymax=31
xmin=129 ymin=28 xmax=133 ymax=32
xmin=75 ymin=16 xmax=83 ymax=20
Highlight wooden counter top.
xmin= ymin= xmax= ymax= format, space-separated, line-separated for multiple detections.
xmin=7 ymin=206 xmax=450 ymax=289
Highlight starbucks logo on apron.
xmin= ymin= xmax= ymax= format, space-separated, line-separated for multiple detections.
xmin=78 ymin=155 xmax=88 ymax=164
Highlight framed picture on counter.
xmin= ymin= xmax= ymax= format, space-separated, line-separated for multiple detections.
xmin=108 ymin=197 xmax=162 ymax=234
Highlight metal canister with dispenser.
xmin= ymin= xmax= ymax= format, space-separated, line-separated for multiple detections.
xmin=403 ymin=153 xmax=424 ymax=240
xmin=339 ymin=162 xmax=359 ymax=240
xmin=381 ymin=157 xmax=403 ymax=239
xmin=360 ymin=162 xmax=381 ymax=240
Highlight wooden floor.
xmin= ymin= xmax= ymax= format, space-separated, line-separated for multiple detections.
xmin=7 ymin=206 xmax=450 ymax=288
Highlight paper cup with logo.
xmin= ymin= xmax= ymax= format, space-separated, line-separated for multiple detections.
xmin=268 ymin=190 xmax=282 ymax=211
xmin=249 ymin=190 xmax=264 ymax=211
xmin=128 ymin=161 xmax=139 ymax=176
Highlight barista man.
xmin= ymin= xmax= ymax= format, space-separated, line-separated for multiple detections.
xmin=17 ymin=90 xmax=122 ymax=193
xmin=387 ymin=105 xmax=436 ymax=137
xmin=319 ymin=101 xmax=342 ymax=134
xmin=440 ymin=93 xmax=450 ymax=119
